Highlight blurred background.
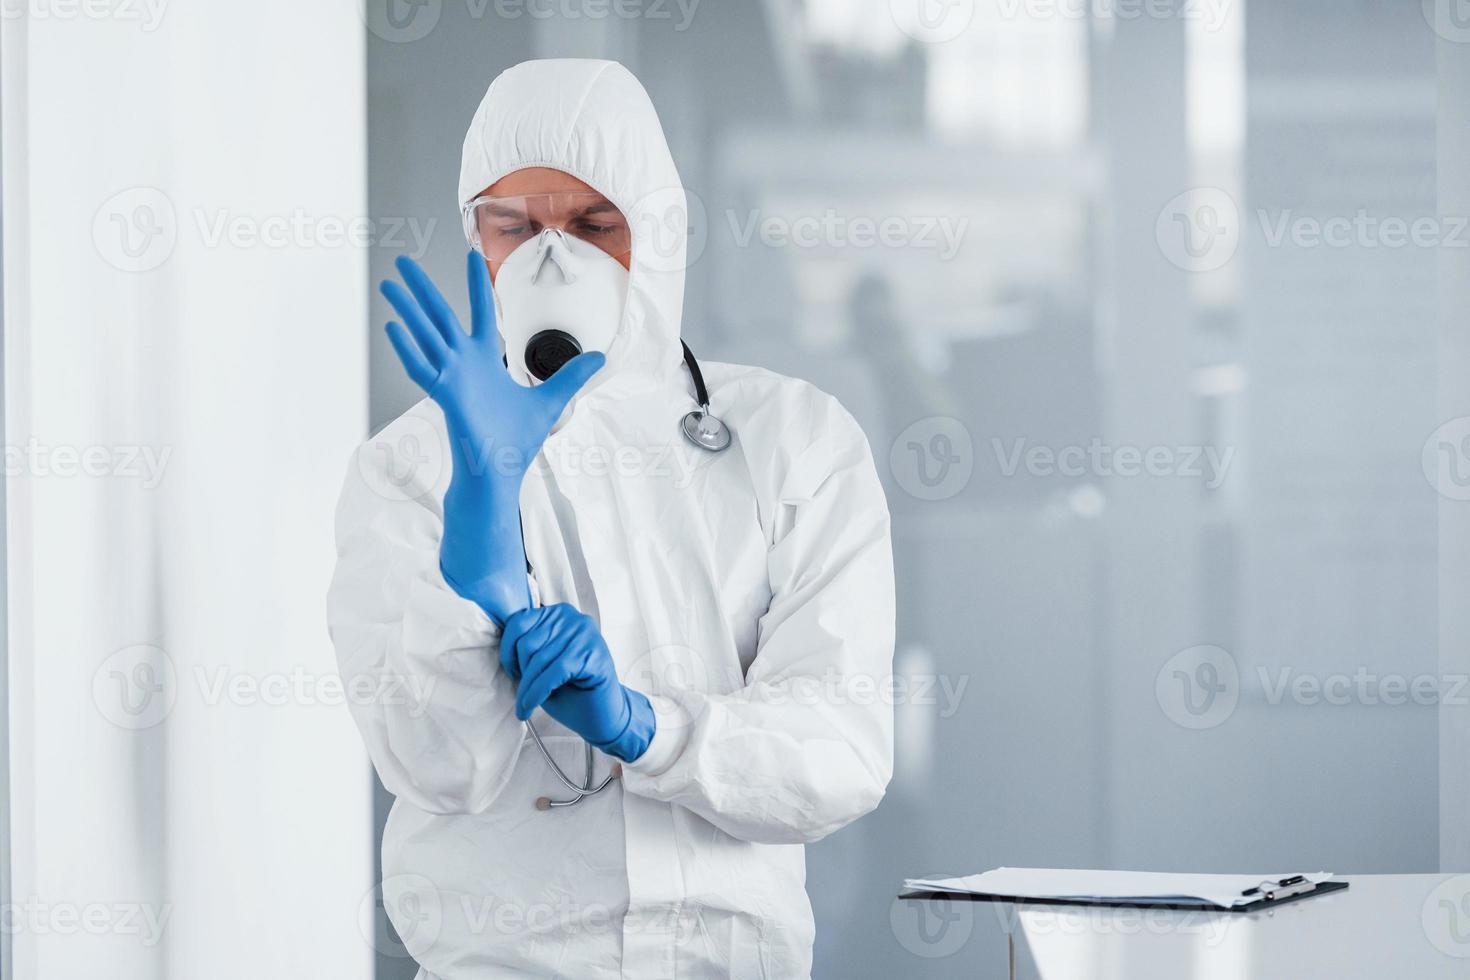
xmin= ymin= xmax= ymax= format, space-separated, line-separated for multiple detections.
xmin=6 ymin=0 xmax=1470 ymax=977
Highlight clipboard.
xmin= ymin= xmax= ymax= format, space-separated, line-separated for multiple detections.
xmin=900 ymin=878 xmax=1349 ymax=913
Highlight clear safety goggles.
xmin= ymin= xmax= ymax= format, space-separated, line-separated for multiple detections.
xmin=461 ymin=192 xmax=632 ymax=264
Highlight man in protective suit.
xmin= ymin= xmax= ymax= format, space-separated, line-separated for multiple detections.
xmin=329 ymin=59 xmax=895 ymax=979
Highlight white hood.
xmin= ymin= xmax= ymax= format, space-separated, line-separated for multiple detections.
xmin=459 ymin=59 xmax=687 ymax=387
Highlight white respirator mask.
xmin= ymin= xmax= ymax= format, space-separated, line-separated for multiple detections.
xmin=493 ymin=228 xmax=629 ymax=384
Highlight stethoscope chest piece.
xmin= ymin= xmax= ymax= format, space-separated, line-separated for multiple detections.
xmin=677 ymin=340 xmax=733 ymax=453
xmin=681 ymin=410 xmax=732 ymax=453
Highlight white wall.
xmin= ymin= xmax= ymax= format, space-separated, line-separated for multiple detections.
xmin=1437 ymin=7 xmax=1470 ymax=874
xmin=3 ymin=3 xmax=373 ymax=977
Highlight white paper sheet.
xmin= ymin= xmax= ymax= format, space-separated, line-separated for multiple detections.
xmin=902 ymin=868 xmax=1336 ymax=909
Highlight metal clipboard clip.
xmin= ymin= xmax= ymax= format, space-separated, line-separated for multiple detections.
xmin=1242 ymin=875 xmax=1316 ymax=903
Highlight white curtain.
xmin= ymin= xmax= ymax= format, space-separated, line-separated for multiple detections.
xmin=3 ymin=3 xmax=373 ymax=977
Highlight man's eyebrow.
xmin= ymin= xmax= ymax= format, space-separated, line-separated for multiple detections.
xmin=572 ymin=201 xmax=621 ymax=217
xmin=480 ymin=203 xmax=529 ymax=219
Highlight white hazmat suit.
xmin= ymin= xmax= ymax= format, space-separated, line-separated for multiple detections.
xmin=329 ymin=59 xmax=895 ymax=979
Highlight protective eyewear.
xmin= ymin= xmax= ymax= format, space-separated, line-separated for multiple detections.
xmin=461 ymin=192 xmax=632 ymax=264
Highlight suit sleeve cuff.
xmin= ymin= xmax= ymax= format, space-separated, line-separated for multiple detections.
xmin=622 ymin=693 xmax=689 ymax=778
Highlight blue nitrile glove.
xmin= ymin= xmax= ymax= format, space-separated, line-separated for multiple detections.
xmin=381 ymin=252 xmax=603 ymax=625
xmin=500 ymin=604 xmax=656 ymax=763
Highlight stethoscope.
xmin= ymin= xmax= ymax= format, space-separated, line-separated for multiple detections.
xmin=521 ymin=340 xmax=730 ymax=809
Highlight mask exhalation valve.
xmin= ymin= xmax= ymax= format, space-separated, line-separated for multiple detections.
xmin=524 ymin=329 xmax=583 ymax=382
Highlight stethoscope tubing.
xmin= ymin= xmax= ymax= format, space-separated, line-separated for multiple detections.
xmin=523 ymin=344 xmax=725 ymax=809
xmin=527 ymin=718 xmax=619 ymax=810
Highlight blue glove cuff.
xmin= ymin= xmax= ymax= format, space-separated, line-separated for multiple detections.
xmin=590 ymin=687 xmax=656 ymax=763
xmin=439 ymin=558 xmax=530 ymax=628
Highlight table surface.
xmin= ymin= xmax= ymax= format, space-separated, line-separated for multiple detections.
xmin=910 ymin=873 xmax=1470 ymax=979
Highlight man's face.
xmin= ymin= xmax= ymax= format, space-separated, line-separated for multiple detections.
xmin=467 ymin=167 xmax=632 ymax=282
